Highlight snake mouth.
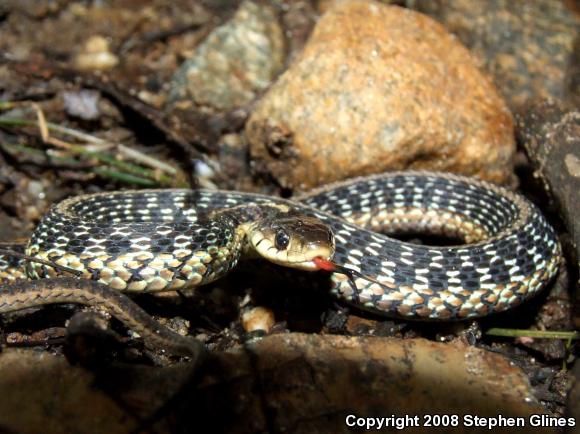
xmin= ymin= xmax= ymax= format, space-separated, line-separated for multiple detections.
xmin=281 ymin=249 xmax=334 ymax=271
xmin=250 ymin=227 xmax=335 ymax=271
xmin=251 ymin=235 xmax=334 ymax=271
xmin=249 ymin=212 xmax=336 ymax=271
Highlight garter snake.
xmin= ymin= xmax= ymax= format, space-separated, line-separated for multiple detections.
xmin=0 ymin=172 xmax=561 ymax=352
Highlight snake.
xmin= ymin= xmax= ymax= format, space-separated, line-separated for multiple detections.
xmin=0 ymin=171 xmax=561 ymax=353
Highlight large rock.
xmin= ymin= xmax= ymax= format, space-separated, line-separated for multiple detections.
xmin=246 ymin=0 xmax=515 ymax=191
xmin=0 ymin=335 xmax=552 ymax=434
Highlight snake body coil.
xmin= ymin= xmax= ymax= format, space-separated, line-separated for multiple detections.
xmin=0 ymin=172 xmax=561 ymax=326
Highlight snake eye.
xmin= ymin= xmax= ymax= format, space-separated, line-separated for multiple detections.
xmin=274 ymin=230 xmax=290 ymax=250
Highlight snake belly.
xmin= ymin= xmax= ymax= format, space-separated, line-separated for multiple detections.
xmin=22 ymin=172 xmax=561 ymax=320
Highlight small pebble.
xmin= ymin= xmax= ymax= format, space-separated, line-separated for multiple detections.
xmin=62 ymin=90 xmax=101 ymax=121
xmin=73 ymin=35 xmax=119 ymax=71
xmin=241 ymin=306 xmax=275 ymax=333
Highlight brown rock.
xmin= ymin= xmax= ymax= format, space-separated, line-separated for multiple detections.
xmin=246 ymin=0 xmax=515 ymax=190
xmin=515 ymin=99 xmax=580 ymax=325
xmin=516 ymin=100 xmax=580 ymax=264
xmin=0 ymin=349 xmax=136 ymax=433
xmin=0 ymin=334 xmax=554 ymax=434
xmin=566 ymin=361 xmax=580 ymax=434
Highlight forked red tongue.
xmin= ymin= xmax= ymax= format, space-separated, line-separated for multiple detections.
xmin=313 ymin=256 xmax=391 ymax=294
xmin=313 ymin=256 xmax=336 ymax=271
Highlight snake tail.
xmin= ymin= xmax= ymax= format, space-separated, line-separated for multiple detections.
xmin=0 ymin=277 xmax=204 ymax=358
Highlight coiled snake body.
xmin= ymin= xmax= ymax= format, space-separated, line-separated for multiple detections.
xmin=0 ymin=172 xmax=561 ymax=352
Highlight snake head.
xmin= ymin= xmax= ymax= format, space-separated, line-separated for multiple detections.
xmin=249 ymin=213 xmax=335 ymax=271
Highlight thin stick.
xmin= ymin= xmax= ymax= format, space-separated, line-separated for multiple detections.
xmin=118 ymin=144 xmax=178 ymax=175
xmin=0 ymin=116 xmax=187 ymax=187
xmin=486 ymin=328 xmax=580 ymax=340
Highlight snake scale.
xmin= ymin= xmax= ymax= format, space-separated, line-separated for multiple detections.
xmin=0 ymin=172 xmax=561 ymax=353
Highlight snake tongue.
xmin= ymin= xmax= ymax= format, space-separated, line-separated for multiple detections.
xmin=312 ymin=256 xmax=336 ymax=271
xmin=314 ymin=257 xmax=395 ymax=295
xmin=313 ymin=257 xmax=362 ymax=293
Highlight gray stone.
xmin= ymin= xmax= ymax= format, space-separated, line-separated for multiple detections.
xmin=170 ymin=1 xmax=286 ymax=111
xmin=411 ymin=0 xmax=579 ymax=109
xmin=516 ymin=99 xmax=580 ymax=278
